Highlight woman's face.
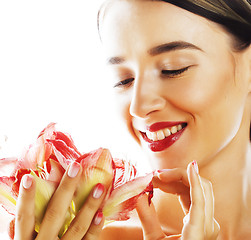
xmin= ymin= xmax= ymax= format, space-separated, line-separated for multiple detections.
xmin=100 ymin=0 xmax=251 ymax=169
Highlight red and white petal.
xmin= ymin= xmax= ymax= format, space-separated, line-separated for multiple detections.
xmin=11 ymin=169 xmax=33 ymax=197
xmin=0 ymin=176 xmax=16 ymax=215
xmin=37 ymin=122 xmax=56 ymax=139
xmin=53 ymin=131 xmax=81 ymax=156
xmin=47 ymin=139 xmax=81 ymax=170
xmin=103 ymin=173 xmax=154 ymax=221
xmin=73 ymin=148 xmax=115 ymax=213
xmin=0 ymin=158 xmax=18 ymax=177
xmin=44 ymin=159 xmax=65 ymax=182
xmin=18 ymin=140 xmax=53 ymax=171
xmin=113 ymin=158 xmax=138 ymax=189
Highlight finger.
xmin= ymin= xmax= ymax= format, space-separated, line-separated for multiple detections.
xmin=62 ymin=183 xmax=106 ymax=240
xmin=15 ymin=174 xmax=36 ymax=240
xmin=201 ymin=178 xmax=220 ymax=238
xmin=136 ymin=194 xmax=165 ymax=240
xmin=185 ymin=162 xmax=205 ymax=239
xmin=153 ymin=177 xmax=190 ymax=196
xmin=155 ymin=168 xmax=189 ymax=187
xmin=201 ymin=178 xmax=214 ymax=236
xmin=37 ymin=162 xmax=82 ymax=240
xmin=212 ymin=219 xmax=220 ymax=239
xmin=153 ymin=171 xmax=190 ymax=213
xmin=178 ymin=193 xmax=191 ymax=215
xmin=82 ymin=211 xmax=105 ymax=240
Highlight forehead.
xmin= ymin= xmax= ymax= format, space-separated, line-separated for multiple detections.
xmin=99 ymin=0 xmax=228 ymax=57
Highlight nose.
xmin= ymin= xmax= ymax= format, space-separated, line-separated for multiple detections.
xmin=129 ymin=72 xmax=166 ymax=118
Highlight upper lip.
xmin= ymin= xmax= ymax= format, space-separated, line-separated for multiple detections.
xmin=146 ymin=121 xmax=186 ymax=132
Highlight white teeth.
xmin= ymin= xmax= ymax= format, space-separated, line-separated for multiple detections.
xmin=145 ymin=124 xmax=185 ymax=141
xmin=164 ymin=128 xmax=171 ymax=137
xmin=171 ymin=126 xmax=178 ymax=134
xmin=146 ymin=131 xmax=151 ymax=140
xmin=152 ymin=132 xmax=158 ymax=141
xmin=147 ymin=131 xmax=158 ymax=141
xmin=156 ymin=130 xmax=165 ymax=140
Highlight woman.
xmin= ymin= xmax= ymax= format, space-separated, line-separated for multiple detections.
xmin=98 ymin=0 xmax=251 ymax=239
xmin=15 ymin=0 xmax=251 ymax=239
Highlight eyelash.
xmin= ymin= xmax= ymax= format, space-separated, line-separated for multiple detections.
xmin=161 ymin=66 xmax=189 ymax=77
xmin=113 ymin=66 xmax=190 ymax=88
xmin=113 ymin=78 xmax=134 ymax=88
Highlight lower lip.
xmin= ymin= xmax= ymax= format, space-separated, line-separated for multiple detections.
xmin=140 ymin=127 xmax=186 ymax=152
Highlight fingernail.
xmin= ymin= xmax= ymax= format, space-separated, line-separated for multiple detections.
xmin=156 ymin=169 xmax=170 ymax=178
xmin=23 ymin=175 xmax=33 ymax=189
xmin=94 ymin=211 xmax=103 ymax=225
xmin=192 ymin=160 xmax=199 ymax=174
xmin=93 ymin=183 xmax=104 ymax=199
xmin=67 ymin=162 xmax=80 ymax=178
xmin=156 ymin=170 xmax=163 ymax=178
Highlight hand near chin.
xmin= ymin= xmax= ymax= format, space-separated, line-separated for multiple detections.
xmin=136 ymin=162 xmax=220 ymax=240
xmin=13 ymin=163 xmax=105 ymax=240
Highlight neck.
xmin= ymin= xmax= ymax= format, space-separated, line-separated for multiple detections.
xmin=200 ymin=131 xmax=251 ymax=239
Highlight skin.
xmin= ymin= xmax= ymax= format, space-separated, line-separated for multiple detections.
xmin=15 ymin=0 xmax=251 ymax=239
xmin=98 ymin=0 xmax=251 ymax=239
xmin=14 ymin=163 xmax=106 ymax=240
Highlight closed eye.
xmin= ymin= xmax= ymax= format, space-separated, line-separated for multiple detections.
xmin=113 ymin=78 xmax=134 ymax=88
xmin=161 ymin=66 xmax=190 ymax=77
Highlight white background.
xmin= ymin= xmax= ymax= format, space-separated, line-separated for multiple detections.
xmin=0 ymin=1 xmax=150 ymax=238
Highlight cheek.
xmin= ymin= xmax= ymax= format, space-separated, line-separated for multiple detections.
xmin=113 ymin=93 xmax=129 ymax=121
xmin=113 ymin=93 xmax=140 ymax=143
xmin=165 ymin=64 xmax=235 ymax=117
xmin=164 ymin=63 xmax=244 ymax=145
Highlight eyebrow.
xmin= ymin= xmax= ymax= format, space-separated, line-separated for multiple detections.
xmin=107 ymin=56 xmax=125 ymax=65
xmin=107 ymin=41 xmax=202 ymax=65
xmin=148 ymin=41 xmax=203 ymax=56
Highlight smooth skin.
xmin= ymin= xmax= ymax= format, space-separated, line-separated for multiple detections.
xmin=15 ymin=162 xmax=105 ymax=240
xmin=137 ymin=163 xmax=219 ymax=240
xmin=99 ymin=0 xmax=251 ymax=239
xmin=14 ymin=0 xmax=251 ymax=239
xmin=101 ymin=162 xmax=220 ymax=240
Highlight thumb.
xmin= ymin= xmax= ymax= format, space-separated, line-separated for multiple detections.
xmin=136 ymin=194 xmax=165 ymax=240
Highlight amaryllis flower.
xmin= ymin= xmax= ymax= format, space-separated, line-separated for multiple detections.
xmin=0 ymin=123 xmax=153 ymax=238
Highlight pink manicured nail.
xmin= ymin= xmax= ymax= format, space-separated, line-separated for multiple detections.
xmin=67 ymin=162 xmax=80 ymax=178
xmin=94 ymin=211 xmax=103 ymax=225
xmin=93 ymin=183 xmax=104 ymax=199
xmin=156 ymin=169 xmax=171 ymax=178
xmin=192 ymin=160 xmax=199 ymax=174
xmin=23 ymin=175 xmax=33 ymax=189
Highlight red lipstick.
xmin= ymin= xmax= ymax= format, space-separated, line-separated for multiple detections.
xmin=141 ymin=122 xmax=187 ymax=152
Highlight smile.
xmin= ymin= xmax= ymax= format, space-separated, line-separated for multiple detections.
xmin=140 ymin=122 xmax=187 ymax=152
xmin=145 ymin=124 xmax=184 ymax=141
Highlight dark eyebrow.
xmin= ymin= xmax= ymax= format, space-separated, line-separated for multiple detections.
xmin=107 ymin=56 xmax=125 ymax=65
xmin=107 ymin=41 xmax=202 ymax=65
xmin=148 ymin=41 xmax=203 ymax=56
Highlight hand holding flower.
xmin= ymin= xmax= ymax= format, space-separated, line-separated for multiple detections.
xmin=0 ymin=123 xmax=154 ymax=239
xmin=14 ymin=163 xmax=106 ymax=240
